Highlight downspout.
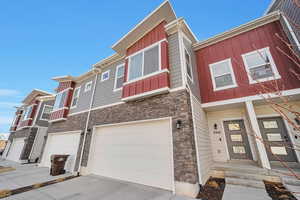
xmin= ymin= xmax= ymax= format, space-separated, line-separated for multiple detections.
xmin=281 ymin=13 xmax=300 ymax=51
xmin=77 ymin=67 xmax=101 ymax=175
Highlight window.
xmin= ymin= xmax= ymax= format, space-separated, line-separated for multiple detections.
xmin=40 ymin=105 xmax=53 ymax=120
xmin=184 ymin=49 xmax=193 ymax=81
xmin=53 ymin=90 xmax=68 ymax=111
xmin=114 ymin=64 xmax=125 ymax=91
xmin=71 ymin=87 xmax=80 ymax=108
xmin=84 ymin=81 xmax=92 ymax=92
xmin=23 ymin=105 xmax=33 ymax=120
xmin=242 ymin=47 xmax=280 ymax=83
xmin=128 ymin=43 xmax=160 ymax=81
xmin=101 ymin=70 xmax=110 ymax=82
xmin=209 ymin=58 xmax=237 ymax=91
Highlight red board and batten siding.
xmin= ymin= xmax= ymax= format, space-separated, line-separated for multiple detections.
xmin=122 ymin=21 xmax=170 ymax=99
xmin=195 ymin=21 xmax=300 ymax=103
xmin=50 ymin=81 xmax=75 ymax=121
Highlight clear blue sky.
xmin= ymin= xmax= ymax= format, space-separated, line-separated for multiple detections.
xmin=0 ymin=0 xmax=271 ymax=134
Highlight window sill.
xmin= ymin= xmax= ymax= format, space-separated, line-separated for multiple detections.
xmin=49 ymin=118 xmax=67 ymax=123
xmin=122 ymin=87 xmax=169 ymax=102
xmin=124 ymin=69 xmax=169 ymax=86
xmin=248 ymin=75 xmax=281 ymax=84
xmin=213 ymin=84 xmax=238 ymax=92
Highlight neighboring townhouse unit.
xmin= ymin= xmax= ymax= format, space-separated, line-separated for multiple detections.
xmin=38 ymin=0 xmax=300 ymax=198
xmin=194 ymin=12 xmax=300 ymax=170
xmin=40 ymin=1 xmax=210 ymax=197
xmin=3 ymin=89 xmax=54 ymax=164
xmin=266 ymin=0 xmax=300 ymax=54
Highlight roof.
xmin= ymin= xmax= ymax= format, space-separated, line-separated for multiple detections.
xmin=193 ymin=11 xmax=281 ymax=50
xmin=22 ymin=89 xmax=53 ymax=104
xmin=111 ymin=0 xmax=177 ymax=56
xmin=52 ymin=68 xmax=101 ymax=83
xmin=264 ymin=0 xmax=279 ymax=15
xmin=165 ymin=17 xmax=198 ymax=43
xmin=93 ymin=53 xmax=124 ymax=69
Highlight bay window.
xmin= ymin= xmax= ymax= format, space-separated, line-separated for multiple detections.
xmin=53 ymin=90 xmax=68 ymax=111
xmin=23 ymin=105 xmax=33 ymax=120
xmin=128 ymin=43 xmax=160 ymax=81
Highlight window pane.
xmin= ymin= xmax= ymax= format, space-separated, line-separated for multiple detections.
xmin=233 ymin=146 xmax=246 ymax=154
xmin=116 ymin=77 xmax=123 ymax=89
xmin=263 ymin=121 xmax=278 ymax=129
xmin=144 ymin=45 xmax=159 ymax=76
xmin=245 ymin=51 xmax=269 ymax=68
xmin=42 ymin=106 xmax=52 ymax=120
xmin=117 ymin=66 xmax=125 ymax=78
xmin=59 ymin=91 xmax=67 ymax=109
xmin=249 ymin=64 xmax=273 ymax=80
xmin=228 ymin=123 xmax=241 ymax=131
xmin=270 ymin=146 xmax=287 ymax=155
xmin=129 ymin=53 xmax=143 ymax=81
xmin=185 ymin=50 xmax=192 ymax=78
xmin=212 ymin=61 xmax=231 ymax=76
xmin=53 ymin=93 xmax=62 ymax=110
xmin=267 ymin=133 xmax=283 ymax=142
xmin=231 ymin=135 xmax=243 ymax=142
xmin=215 ymin=74 xmax=233 ymax=88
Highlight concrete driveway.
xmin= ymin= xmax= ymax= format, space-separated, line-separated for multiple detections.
xmin=0 ymin=160 xmax=72 ymax=191
xmin=4 ymin=175 xmax=196 ymax=200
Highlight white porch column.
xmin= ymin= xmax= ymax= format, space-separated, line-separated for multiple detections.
xmin=245 ymin=101 xmax=271 ymax=169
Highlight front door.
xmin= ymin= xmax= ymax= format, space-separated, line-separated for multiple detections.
xmin=224 ymin=120 xmax=253 ymax=160
xmin=258 ymin=117 xmax=297 ymax=162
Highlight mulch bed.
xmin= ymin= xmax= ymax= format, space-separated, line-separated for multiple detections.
xmin=264 ymin=181 xmax=297 ymax=200
xmin=197 ymin=177 xmax=226 ymax=200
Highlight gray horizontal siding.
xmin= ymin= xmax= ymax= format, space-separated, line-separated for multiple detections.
xmin=183 ymin=36 xmax=201 ymax=100
xmin=168 ymin=33 xmax=183 ymax=89
xmin=69 ymin=75 xmax=96 ymax=114
xmin=92 ymin=60 xmax=124 ymax=108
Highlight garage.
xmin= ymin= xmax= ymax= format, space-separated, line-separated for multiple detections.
xmin=87 ymin=118 xmax=174 ymax=191
xmin=40 ymin=131 xmax=81 ymax=172
xmin=6 ymin=137 xmax=25 ymax=162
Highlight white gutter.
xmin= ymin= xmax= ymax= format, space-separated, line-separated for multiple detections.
xmin=77 ymin=68 xmax=101 ymax=174
xmin=282 ymin=14 xmax=300 ymax=51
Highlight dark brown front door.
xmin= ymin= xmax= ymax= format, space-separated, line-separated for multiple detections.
xmin=258 ymin=117 xmax=297 ymax=162
xmin=224 ymin=120 xmax=253 ymax=160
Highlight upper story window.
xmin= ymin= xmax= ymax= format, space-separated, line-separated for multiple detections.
xmin=101 ymin=70 xmax=110 ymax=82
xmin=71 ymin=87 xmax=80 ymax=108
xmin=40 ymin=105 xmax=53 ymax=121
xmin=84 ymin=81 xmax=92 ymax=92
xmin=209 ymin=58 xmax=237 ymax=91
xmin=184 ymin=49 xmax=193 ymax=81
xmin=128 ymin=43 xmax=160 ymax=82
xmin=242 ymin=47 xmax=280 ymax=84
xmin=114 ymin=64 xmax=125 ymax=91
xmin=23 ymin=105 xmax=33 ymax=120
xmin=53 ymin=90 xmax=68 ymax=111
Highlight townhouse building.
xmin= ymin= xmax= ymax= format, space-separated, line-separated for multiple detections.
xmin=19 ymin=0 xmax=299 ymax=198
xmin=3 ymin=89 xmax=54 ymax=164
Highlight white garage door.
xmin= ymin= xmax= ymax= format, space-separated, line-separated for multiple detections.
xmin=7 ymin=137 xmax=25 ymax=162
xmin=40 ymin=132 xmax=81 ymax=172
xmin=88 ymin=119 xmax=173 ymax=190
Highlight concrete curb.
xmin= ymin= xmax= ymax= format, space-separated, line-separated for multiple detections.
xmin=0 ymin=167 xmax=15 ymax=174
xmin=0 ymin=175 xmax=79 ymax=198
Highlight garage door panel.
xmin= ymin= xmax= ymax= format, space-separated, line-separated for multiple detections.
xmin=7 ymin=138 xmax=25 ymax=162
xmin=41 ymin=132 xmax=81 ymax=172
xmin=89 ymin=119 xmax=173 ymax=190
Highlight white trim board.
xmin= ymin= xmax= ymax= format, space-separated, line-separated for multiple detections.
xmin=202 ymin=88 xmax=300 ymax=108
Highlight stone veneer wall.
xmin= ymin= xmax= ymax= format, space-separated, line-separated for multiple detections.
xmin=84 ymin=89 xmax=199 ymax=184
